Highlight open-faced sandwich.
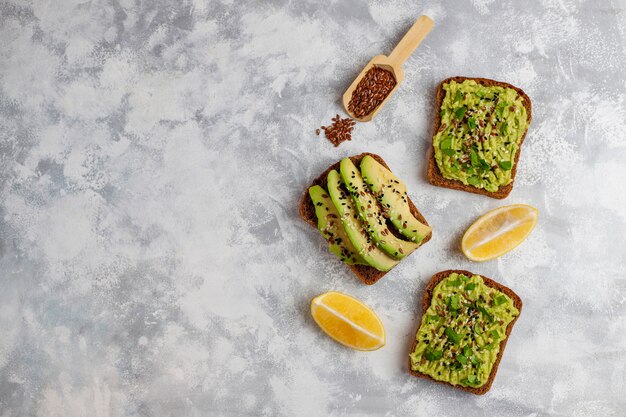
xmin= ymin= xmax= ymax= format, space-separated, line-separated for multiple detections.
xmin=300 ymin=153 xmax=432 ymax=285
xmin=409 ymin=270 xmax=522 ymax=394
xmin=428 ymin=77 xmax=532 ymax=199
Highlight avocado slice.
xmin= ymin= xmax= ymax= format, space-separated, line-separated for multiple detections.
xmin=339 ymin=158 xmax=418 ymax=260
xmin=326 ymin=170 xmax=398 ymax=272
xmin=360 ymin=155 xmax=432 ymax=243
xmin=308 ymin=185 xmax=366 ymax=265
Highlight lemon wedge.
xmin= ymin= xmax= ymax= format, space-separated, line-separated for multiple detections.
xmin=462 ymin=204 xmax=538 ymax=262
xmin=310 ymin=291 xmax=385 ymax=351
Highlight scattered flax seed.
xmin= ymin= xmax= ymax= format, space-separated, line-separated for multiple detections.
xmin=348 ymin=66 xmax=397 ymax=118
xmin=317 ymin=114 xmax=356 ymax=147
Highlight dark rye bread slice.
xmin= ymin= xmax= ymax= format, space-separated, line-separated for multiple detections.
xmin=408 ymin=269 xmax=523 ymax=395
xmin=299 ymin=152 xmax=432 ymax=285
xmin=427 ymin=77 xmax=532 ymax=199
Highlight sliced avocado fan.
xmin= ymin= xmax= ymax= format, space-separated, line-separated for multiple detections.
xmin=308 ymin=185 xmax=366 ymax=265
xmin=339 ymin=158 xmax=418 ymax=260
xmin=326 ymin=170 xmax=398 ymax=272
xmin=360 ymin=155 xmax=431 ymax=243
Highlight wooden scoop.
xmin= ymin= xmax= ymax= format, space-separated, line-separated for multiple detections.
xmin=342 ymin=15 xmax=434 ymax=122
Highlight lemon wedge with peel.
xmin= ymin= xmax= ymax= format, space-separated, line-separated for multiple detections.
xmin=462 ymin=204 xmax=538 ymax=262
xmin=311 ymin=292 xmax=385 ymax=351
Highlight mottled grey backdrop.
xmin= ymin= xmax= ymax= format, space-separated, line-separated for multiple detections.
xmin=1 ymin=0 xmax=625 ymax=416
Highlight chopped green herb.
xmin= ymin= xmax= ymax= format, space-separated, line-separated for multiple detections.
xmin=440 ymin=109 xmax=446 ymax=118
xmin=447 ymin=295 xmax=460 ymax=311
xmin=496 ymin=101 xmax=507 ymax=118
xmin=493 ymin=294 xmax=508 ymax=306
xmin=461 ymin=375 xmax=478 ymax=385
xmin=471 ymin=355 xmax=482 ymax=366
xmin=444 ymin=327 xmax=462 ymax=344
xmin=498 ymin=160 xmax=512 ymax=170
xmin=446 ymin=277 xmax=462 ymax=287
xmin=500 ymin=122 xmax=509 ymax=135
xmin=425 ymin=347 xmax=443 ymax=361
xmin=455 ymin=106 xmax=467 ymax=119
xmin=467 ymin=176 xmax=481 ymax=186
xmin=483 ymin=342 xmax=497 ymax=351
xmin=490 ymin=330 xmax=500 ymax=340
xmin=463 ymin=346 xmax=471 ymax=357
xmin=426 ymin=314 xmax=441 ymax=324
xmin=457 ymin=354 xmax=468 ymax=364
xmin=476 ymin=303 xmax=494 ymax=322
xmin=465 ymin=283 xmax=476 ymax=291
xmin=468 ymin=117 xmax=476 ymax=129
xmin=440 ymin=138 xmax=455 ymax=156
xmin=470 ymin=149 xmax=479 ymax=167
xmin=454 ymin=90 xmax=463 ymax=102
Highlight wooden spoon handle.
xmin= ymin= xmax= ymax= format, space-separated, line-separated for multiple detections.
xmin=388 ymin=15 xmax=434 ymax=67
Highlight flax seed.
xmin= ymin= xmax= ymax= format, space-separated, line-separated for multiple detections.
xmin=347 ymin=66 xmax=397 ymax=118
xmin=317 ymin=114 xmax=355 ymax=147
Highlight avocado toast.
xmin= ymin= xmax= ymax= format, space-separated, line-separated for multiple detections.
xmin=408 ymin=270 xmax=522 ymax=394
xmin=428 ymin=77 xmax=532 ymax=199
xmin=300 ymin=153 xmax=432 ymax=285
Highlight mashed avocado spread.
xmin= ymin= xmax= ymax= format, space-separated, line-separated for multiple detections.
xmin=410 ymin=273 xmax=519 ymax=388
xmin=433 ymin=80 xmax=528 ymax=192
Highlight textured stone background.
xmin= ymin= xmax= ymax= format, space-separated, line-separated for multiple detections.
xmin=1 ymin=0 xmax=625 ymax=416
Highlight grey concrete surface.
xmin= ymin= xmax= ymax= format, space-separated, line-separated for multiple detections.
xmin=1 ymin=0 xmax=625 ymax=416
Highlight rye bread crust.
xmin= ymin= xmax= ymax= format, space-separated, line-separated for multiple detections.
xmin=408 ymin=270 xmax=523 ymax=395
xmin=427 ymin=77 xmax=533 ymax=199
xmin=299 ymin=152 xmax=432 ymax=285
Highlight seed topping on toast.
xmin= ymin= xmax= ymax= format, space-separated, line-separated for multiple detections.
xmin=433 ymin=79 xmax=529 ymax=193
xmin=410 ymin=272 xmax=519 ymax=388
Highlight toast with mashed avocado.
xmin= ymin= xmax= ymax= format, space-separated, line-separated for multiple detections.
xmin=428 ymin=77 xmax=532 ymax=199
xmin=300 ymin=153 xmax=432 ymax=285
xmin=408 ymin=270 xmax=522 ymax=394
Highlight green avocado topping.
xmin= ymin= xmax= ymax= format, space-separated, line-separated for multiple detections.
xmin=326 ymin=170 xmax=398 ymax=272
xmin=340 ymin=158 xmax=418 ymax=260
xmin=433 ymin=80 xmax=528 ymax=192
xmin=444 ymin=327 xmax=462 ymax=344
xmin=308 ymin=185 xmax=366 ymax=265
xmin=359 ymin=155 xmax=431 ymax=244
xmin=311 ymin=157 xmax=430 ymax=272
xmin=409 ymin=273 xmax=519 ymax=388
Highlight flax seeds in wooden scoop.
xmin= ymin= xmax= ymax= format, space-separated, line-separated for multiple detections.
xmin=343 ymin=15 xmax=434 ymax=122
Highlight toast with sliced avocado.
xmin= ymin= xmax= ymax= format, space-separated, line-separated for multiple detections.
xmin=300 ymin=153 xmax=432 ymax=285
xmin=340 ymin=158 xmax=419 ymax=260
xmin=326 ymin=170 xmax=398 ymax=272
xmin=408 ymin=270 xmax=522 ymax=394
xmin=428 ymin=77 xmax=532 ymax=199
xmin=308 ymin=185 xmax=365 ymax=265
